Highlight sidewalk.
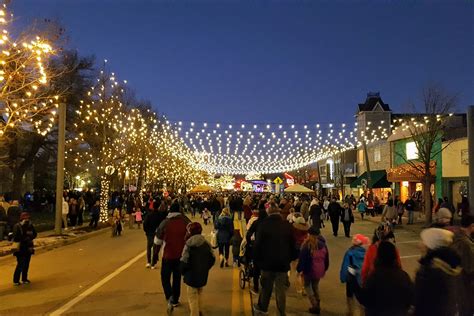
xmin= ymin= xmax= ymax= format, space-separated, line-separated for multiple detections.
xmin=0 ymin=224 xmax=108 ymax=259
xmin=363 ymin=212 xmax=427 ymax=235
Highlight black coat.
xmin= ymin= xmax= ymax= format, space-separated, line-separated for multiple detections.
xmin=12 ymin=222 xmax=37 ymax=256
xmin=180 ymin=235 xmax=215 ymax=288
xmin=357 ymin=266 xmax=414 ymax=316
xmin=340 ymin=207 xmax=354 ymax=223
xmin=328 ymin=202 xmax=341 ymax=221
xmin=414 ymin=247 xmax=462 ymax=316
xmin=253 ymin=213 xmax=298 ymax=272
xmin=309 ymin=204 xmax=322 ymax=228
xmin=143 ymin=211 xmax=167 ymax=237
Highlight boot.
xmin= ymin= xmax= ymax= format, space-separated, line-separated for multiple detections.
xmin=220 ymin=255 xmax=224 ymax=268
xmin=309 ymin=299 xmax=320 ymax=314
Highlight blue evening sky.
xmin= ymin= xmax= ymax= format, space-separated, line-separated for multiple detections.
xmin=13 ymin=1 xmax=474 ymax=125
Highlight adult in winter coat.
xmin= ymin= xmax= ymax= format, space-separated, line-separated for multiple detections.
xmin=253 ymin=204 xmax=298 ymax=316
xmin=300 ymin=198 xmax=310 ymax=222
xmin=143 ymin=207 xmax=167 ymax=269
xmin=308 ymin=198 xmax=322 ymax=229
xmin=154 ymin=202 xmax=191 ymax=312
xmin=415 ymin=228 xmax=462 ymax=316
xmin=361 ymin=223 xmax=400 ymax=285
xmin=296 ymin=226 xmax=329 ymax=314
xmin=450 ymin=215 xmax=474 ymax=316
xmin=291 ymin=216 xmax=309 ymax=294
xmin=340 ymin=234 xmax=369 ymax=316
xmin=381 ymin=199 xmax=397 ymax=225
xmin=180 ymin=222 xmax=215 ymax=316
xmin=355 ymin=241 xmax=414 ymax=316
xmin=245 ymin=208 xmax=268 ymax=293
xmin=12 ymin=212 xmax=37 ymax=285
xmin=328 ymin=198 xmax=342 ymax=236
xmin=215 ymin=208 xmax=234 ymax=268
xmin=340 ymin=203 xmax=354 ymax=238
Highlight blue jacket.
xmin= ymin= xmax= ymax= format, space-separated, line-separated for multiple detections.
xmin=340 ymin=245 xmax=366 ymax=285
xmin=215 ymin=215 xmax=234 ymax=244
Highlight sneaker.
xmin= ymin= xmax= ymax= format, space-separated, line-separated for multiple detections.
xmin=22 ymin=280 xmax=31 ymax=284
xmin=167 ymin=300 xmax=174 ymax=314
xmin=146 ymin=263 xmax=151 ymax=269
xmin=252 ymin=304 xmax=268 ymax=315
xmin=151 ymin=265 xmax=156 ymax=270
xmin=13 ymin=282 xmax=20 ymax=286
xmin=172 ymin=301 xmax=180 ymax=307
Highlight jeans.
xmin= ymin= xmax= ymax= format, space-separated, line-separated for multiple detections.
xmin=13 ymin=254 xmax=31 ymax=283
xmin=89 ymin=215 xmax=99 ymax=228
xmin=146 ymin=235 xmax=158 ymax=265
xmin=218 ymin=242 xmax=230 ymax=260
xmin=69 ymin=214 xmax=77 ymax=227
xmin=304 ymin=276 xmax=320 ymax=302
xmin=161 ymin=259 xmax=182 ymax=303
xmin=342 ymin=221 xmax=351 ymax=237
xmin=257 ymin=270 xmax=290 ymax=315
xmin=187 ymin=286 xmax=203 ymax=316
xmin=408 ymin=211 xmax=414 ymax=224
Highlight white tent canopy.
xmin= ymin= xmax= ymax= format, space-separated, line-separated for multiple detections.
xmin=284 ymin=183 xmax=314 ymax=193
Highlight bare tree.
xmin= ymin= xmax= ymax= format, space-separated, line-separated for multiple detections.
xmin=393 ymin=84 xmax=457 ymax=224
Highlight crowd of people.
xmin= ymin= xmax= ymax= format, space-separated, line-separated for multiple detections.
xmin=3 ymin=188 xmax=473 ymax=316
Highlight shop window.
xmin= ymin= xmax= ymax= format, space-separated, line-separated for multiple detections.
xmin=374 ymin=147 xmax=381 ymax=162
xmin=406 ymin=142 xmax=419 ymax=160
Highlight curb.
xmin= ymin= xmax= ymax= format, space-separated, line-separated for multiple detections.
xmin=0 ymin=227 xmax=109 ymax=263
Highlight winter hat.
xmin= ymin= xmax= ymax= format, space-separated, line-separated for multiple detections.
xmin=420 ymin=228 xmax=454 ymax=250
xmin=435 ymin=208 xmax=452 ymax=221
xmin=308 ymin=226 xmax=320 ymax=236
xmin=187 ymin=222 xmax=203 ymax=236
xmin=294 ymin=216 xmax=306 ymax=225
xmin=352 ymin=234 xmax=369 ymax=246
xmin=20 ymin=212 xmax=30 ymax=221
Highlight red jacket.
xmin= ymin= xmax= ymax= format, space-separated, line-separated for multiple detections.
xmin=155 ymin=213 xmax=191 ymax=260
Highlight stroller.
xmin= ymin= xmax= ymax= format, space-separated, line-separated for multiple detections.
xmin=238 ymin=239 xmax=256 ymax=289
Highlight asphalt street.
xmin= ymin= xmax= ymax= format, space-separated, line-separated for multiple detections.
xmin=0 ymin=215 xmax=422 ymax=316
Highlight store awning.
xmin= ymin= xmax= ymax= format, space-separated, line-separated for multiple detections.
xmin=387 ymin=161 xmax=436 ymax=182
xmin=350 ymin=170 xmax=391 ymax=188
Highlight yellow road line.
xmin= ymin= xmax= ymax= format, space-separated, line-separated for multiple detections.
xmin=231 ymin=266 xmax=241 ymax=316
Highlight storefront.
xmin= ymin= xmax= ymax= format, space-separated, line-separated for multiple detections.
xmin=441 ymin=137 xmax=469 ymax=209
xmin=350 ymin=170 xmax=392 ymax=202
xmin=387 ymin=161 xmax=437 ymax=204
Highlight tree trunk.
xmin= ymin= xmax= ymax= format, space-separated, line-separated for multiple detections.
xmin=423 ymin=177 xmax=432 ymax=225
xmin=11 ymin=169 xmax=24 ymax=200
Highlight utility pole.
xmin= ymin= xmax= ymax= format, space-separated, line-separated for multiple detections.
xmin=363 ymin=141 xmax=372 ymax=192
xmin=54 ymin=103 xmax=66 ymax=235
xmin=468 ymin=106 xmax=474 ymax=215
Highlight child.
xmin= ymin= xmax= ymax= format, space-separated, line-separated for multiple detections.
xmin=112 ymin=208 xmax=122 ymax=237
xmin=202 ymin=208 xmax=211 ymax=225
xmin=180 ymin=222 xmax=215 ymax=316
xmin=297 ymin=227 xmax=329 ymax=314
xmin=230 ymin=228 xmax=243 ymax=267
xmin=340 ymin=234 xmax=369 ymax=316
xmin=134 ymin=207 xmax=142 ymax=229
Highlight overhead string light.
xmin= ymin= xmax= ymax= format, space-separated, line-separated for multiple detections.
xmin=170 ymin=120 xmax=389 ymax=174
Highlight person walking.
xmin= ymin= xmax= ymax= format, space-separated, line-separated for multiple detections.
xmin=356 ymin=200 xmax=366 ymax=220
xmin=328 ymin=198 xmax=341 ymax=237
xmin=340 ymin=234 xmax=369 ymax=316
xmin=246 ymin=207 xmax=268 ymax=294
xmin=340 ymin=203 xmax=354 ymax=238
xmin=215 ymin=207 xmax=234 ymax=268
xmin=450 ymin=215 xmax=474 ymax=316
xmin=381 ymin=199 xmax=397 ymax=228
xmin=253 ymin=204 xmax=298 ymax=316
xmin=414 ymin=228 xmax=462 ymax=316
xmin=308 ymin=198 xmax=322 ymax=229
xmin=134 ymin=206 xmax=143 ymax=229
xmin=404 ymin=196 xmax=416 ymax=225
xmin=292 ymin=216 xmax=309 ymax=295
xmin=143 ymin=206 xmax=165 ymax=269
xmin=180 ymin=222 xmax=215 ymax=316
xmin=89 ymin=200 xmax=100 ymax=229
xmin=154 ymin=201 xmax=191 ymax=313
xmin=355 ymin=241 xmax=414 ymax=316
xmin=396 ymin=200 xmax=404 ymax=225
xmin=296 ymin=227 xmax=329 ymax=314
xmin=361 ymin=223 xmax=400 ymax=285
xmin=12 ymin=212 xmax=37 ymax=286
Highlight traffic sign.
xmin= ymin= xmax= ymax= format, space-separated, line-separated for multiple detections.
xmin=274 ymin=177 xmax=283 ymax=184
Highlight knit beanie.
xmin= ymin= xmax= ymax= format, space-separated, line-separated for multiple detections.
xmin=420 ymin=228 xmax=454 ymax=250
xmin=352 ymin=234 xmax=369 ymax=246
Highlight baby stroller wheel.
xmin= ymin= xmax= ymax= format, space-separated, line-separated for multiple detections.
xmin=239 ymin=269 xmax=246 ymax=289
